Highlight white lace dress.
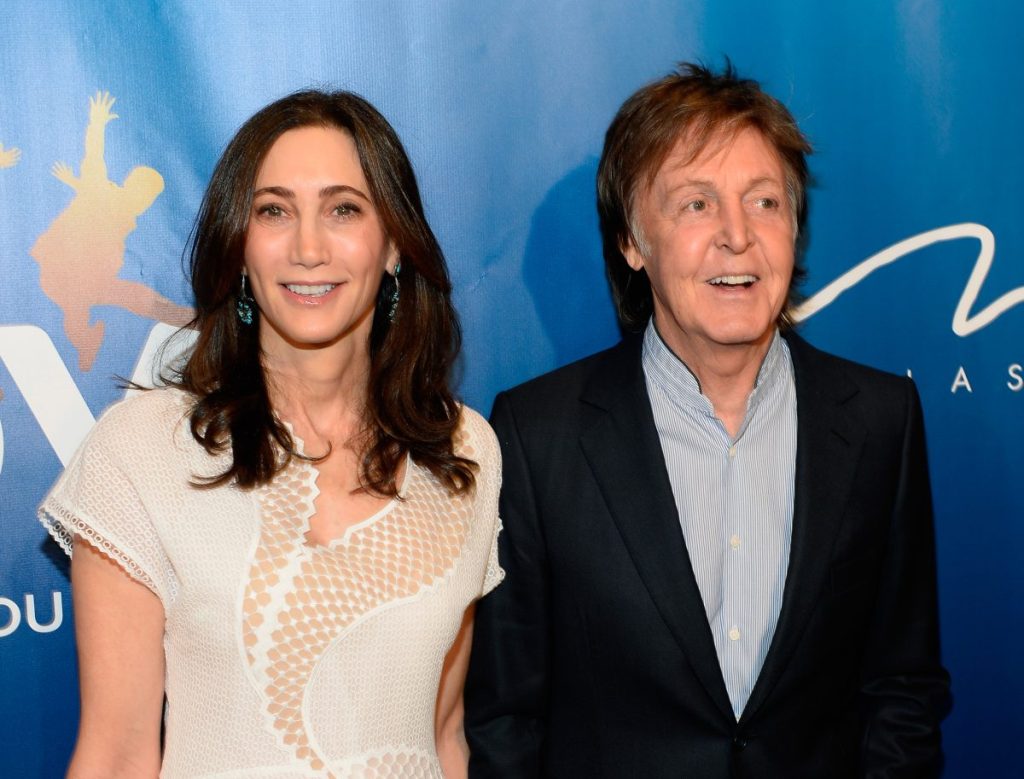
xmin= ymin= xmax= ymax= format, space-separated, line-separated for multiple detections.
xmin=39 ymin=388 xmax=503 ymax=778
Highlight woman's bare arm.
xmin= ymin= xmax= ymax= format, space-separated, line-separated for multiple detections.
xmin=435 ymin=603 xmax=475 ymax=779
xmin=67 ymin=540 xmax=165 ymax=779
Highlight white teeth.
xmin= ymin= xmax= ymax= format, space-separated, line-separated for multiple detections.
xmin=286 ymin=284 xmax=336 ymax=297
xmin=708 ymin=275 xmax=758 ymax=286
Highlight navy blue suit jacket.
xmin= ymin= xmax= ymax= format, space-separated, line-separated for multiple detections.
xmin=466 ymin=331 xmax=949 ymax=778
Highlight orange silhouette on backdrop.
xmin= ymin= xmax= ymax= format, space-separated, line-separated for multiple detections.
xmin=31 ymin=91 xmax=193 ymax=372
xmin=0 ymin=142 xmax=21 ymax=168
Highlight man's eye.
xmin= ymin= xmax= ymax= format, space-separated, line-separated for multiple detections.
xmin=754 ymin=197 xmax=779 ymax=209
xmin=685 ymin=199 xmax=708 ymax=212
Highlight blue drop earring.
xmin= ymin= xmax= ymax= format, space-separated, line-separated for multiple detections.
xmin=236 ymin=272 xmax=254 ymax=325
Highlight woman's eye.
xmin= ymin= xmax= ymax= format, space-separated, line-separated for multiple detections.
xmin=332 ymin=202 xmax=360 ymax=218
xmin=256 ymin=204 xmax=285 ymax=218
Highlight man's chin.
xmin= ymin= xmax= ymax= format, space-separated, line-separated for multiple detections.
xmin=701 ymin=324 xmax=778 ymax=351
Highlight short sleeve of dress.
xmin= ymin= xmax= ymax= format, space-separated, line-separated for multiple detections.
xmin=458 ymin=406 xmax=505 ymax=598
xmin=38 ymin=397 xmax=177 ymax=607
xmin=481 ymin=515 xmax=505 ymax=597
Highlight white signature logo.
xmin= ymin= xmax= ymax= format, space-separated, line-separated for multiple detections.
xmin=794 ymin=223 xmax=1023 ymax=336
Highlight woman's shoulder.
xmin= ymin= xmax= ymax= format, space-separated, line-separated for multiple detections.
xmin=454 ymin=404 xmax=499 ymax=468
xmin=95 ymin=385 xmax=191 ymax=427
xmin=85 ymin=386 xmax=195 ymax=456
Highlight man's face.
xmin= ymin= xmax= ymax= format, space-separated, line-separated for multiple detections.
xmin=625 ymin=127 xmax=795 ymax=364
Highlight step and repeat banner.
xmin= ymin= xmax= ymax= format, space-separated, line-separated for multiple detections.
xmin=1 ymin=2 xmax=1019 ymax=776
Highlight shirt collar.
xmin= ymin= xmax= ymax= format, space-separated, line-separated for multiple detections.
xmin=641 ymin=319 xmax=790 ymax=422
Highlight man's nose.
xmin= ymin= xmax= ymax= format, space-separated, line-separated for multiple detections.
xmin=714 ymin=200 xmax=754 ymax=254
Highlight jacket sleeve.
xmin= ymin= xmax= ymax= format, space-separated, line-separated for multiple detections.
xmin=859 ymin=378 xmax=951 ymax=777
xmin=465 ymin=391 xmax=549 ymax=777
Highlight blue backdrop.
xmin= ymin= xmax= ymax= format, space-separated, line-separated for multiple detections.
xmin=1 ymin=2 xmax=1020 ymax=776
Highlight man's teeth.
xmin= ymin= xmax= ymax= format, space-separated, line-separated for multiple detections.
xmin=708 ymin=275 xmax=757 ymax=286
xmin=286 ymin=284 xmax=336 ymax=296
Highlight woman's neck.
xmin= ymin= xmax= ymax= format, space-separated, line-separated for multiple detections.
xmin=263 ymin=338 xmax=372 ymax=454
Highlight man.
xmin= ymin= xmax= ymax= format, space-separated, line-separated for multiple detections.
xmin=465 ymin=63 xmax=949 ymax=777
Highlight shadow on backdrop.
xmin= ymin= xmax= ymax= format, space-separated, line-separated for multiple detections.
xmin=522 ymin=158 xmax=621 ymax=369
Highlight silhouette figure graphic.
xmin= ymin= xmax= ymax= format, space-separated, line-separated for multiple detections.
xmin=30 ymin=92 xmax=192 ymax=372
xmin=0 ymin=142 xmax=21 ymax=168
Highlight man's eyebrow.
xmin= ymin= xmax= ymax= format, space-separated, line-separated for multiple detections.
xmin=746 ymin=175 xmax=784 ymax=190
xmin=661 ymin=178 xmax=715 ymax=198
xmin=661 ymin=174 xmax=784 ymax=198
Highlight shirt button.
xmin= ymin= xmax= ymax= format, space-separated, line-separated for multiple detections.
xmin=729 ymin=534 xmax=741 ymax=550
xmin=728 ymin=625 xmax=741 ymax=641
xmin=728 ymin=444 xmax=737 ymax=458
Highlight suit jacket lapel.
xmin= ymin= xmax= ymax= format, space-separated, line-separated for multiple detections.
xmin=740 ymin=332 xmax=867 ymax=723
xmin=578 ymin=336 xmax=734 ymax=721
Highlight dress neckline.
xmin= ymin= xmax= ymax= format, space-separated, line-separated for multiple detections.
xmin=308 ymin=450 xmax=414 ymax=551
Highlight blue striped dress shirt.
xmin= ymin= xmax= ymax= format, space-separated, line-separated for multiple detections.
xmin=642 ymin=321 xmax=797 ymax=718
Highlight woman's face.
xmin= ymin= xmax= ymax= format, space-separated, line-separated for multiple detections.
xmin=243 ymin=125 xmax=396 ymax=361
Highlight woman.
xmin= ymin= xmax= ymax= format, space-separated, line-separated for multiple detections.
xmin=39 ymin=90 xmax=502 ymax=778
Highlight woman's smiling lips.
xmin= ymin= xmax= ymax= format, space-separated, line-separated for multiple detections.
xmin=281 ymin=282 xmax=341 ymax=303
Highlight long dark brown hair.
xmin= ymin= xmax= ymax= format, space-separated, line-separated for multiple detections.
xmin=172 ymin=89 xmax=475 ymax=495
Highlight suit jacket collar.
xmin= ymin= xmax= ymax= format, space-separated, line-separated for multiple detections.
xmin=577 ymin=330 xmax=867 ymax=725
xmin=578 ymin=333 xmax=735 ymax=720
xmin=740 ymin=330 xmax=866 ymax=723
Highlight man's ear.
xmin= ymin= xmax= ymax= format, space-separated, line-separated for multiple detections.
xmin=622 ymin=236 xmax=646 ymax=272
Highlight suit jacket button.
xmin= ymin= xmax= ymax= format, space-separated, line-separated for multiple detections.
xmin=732 ymin=736 xmax=748 ymax=751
